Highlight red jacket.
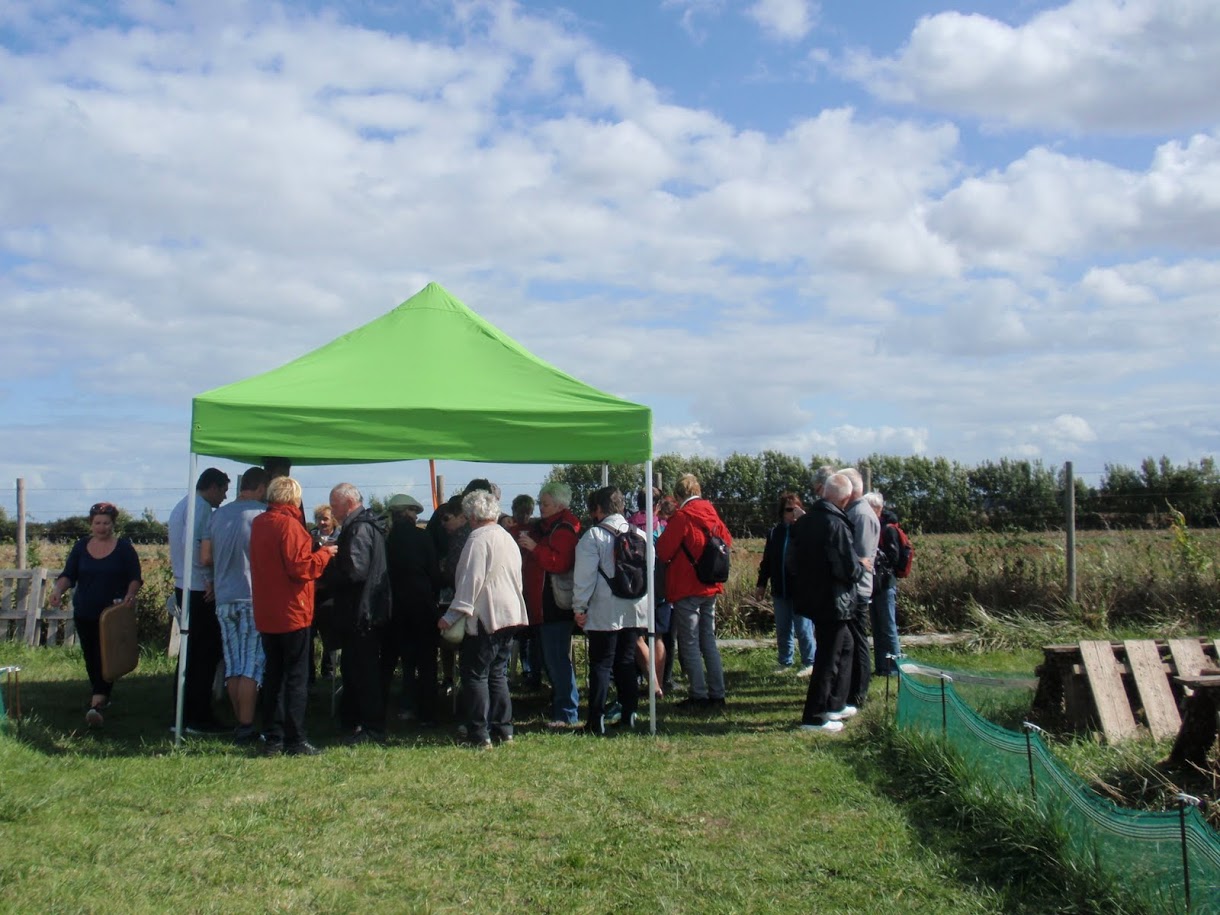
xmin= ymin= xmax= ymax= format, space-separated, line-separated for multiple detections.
xmin=520 ymin=509 xmax=581 ymax=625
xmin=655 ymin=497 xmax=733 ymax=602
xmin=250 ymin=502 xmax=333 ymax=634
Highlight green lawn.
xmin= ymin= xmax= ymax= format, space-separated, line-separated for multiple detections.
xmin=1 ymin=642 xmax=1095 ymax=914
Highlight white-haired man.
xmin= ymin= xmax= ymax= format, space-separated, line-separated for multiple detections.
xmin=326 ymin=482 xmax=392 ymax=744
xmin=840 ymin=467 xmax=879 ymax=709
xmin=788 ymin=473 xmax=871 ymax=732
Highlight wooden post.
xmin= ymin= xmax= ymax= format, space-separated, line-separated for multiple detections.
xmin=1065 ymin=461 xmax=1076 ymax=604
xmin=429 ymin=460 xmax=438 ymax=509
xmin=16 ymin=478 xmax=26 ymax=571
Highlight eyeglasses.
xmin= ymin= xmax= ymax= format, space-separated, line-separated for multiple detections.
xmin=90 ymin=502 xmax=117 ymax=515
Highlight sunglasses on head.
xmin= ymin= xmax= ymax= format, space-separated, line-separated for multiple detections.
xmin=90 ymin=502 xmax=117 ymax=515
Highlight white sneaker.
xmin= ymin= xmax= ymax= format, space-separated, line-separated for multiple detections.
xmin=795 ymin=665 xmax=814 ymax=678
xmin=825 ymin=705 xmax=858 ymax=722
xmin=799 ymin=720 xmax=844 ymax=733
xmin=773 ymin=665 xmax=793 ymax=674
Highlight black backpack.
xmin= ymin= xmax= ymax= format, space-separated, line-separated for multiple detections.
xmin=596 ymin=523 xmax=649 ymax=600
xmin=680 ymin=516 xmax=730 ymax=584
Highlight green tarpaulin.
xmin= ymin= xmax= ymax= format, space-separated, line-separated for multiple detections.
xmin=190 ymin=283 xmax=652 ymax=465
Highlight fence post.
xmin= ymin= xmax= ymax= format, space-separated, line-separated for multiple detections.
xmin=1065 ymin=461 xmax=1076 ymax=604
xmin=16 ymin=478 xmax=26 ymax=570
xmin=1178 ymin=793 xmax=1200 ymax=912
xmin=1022 ymin=721 xmax=1043 ymax=801
xmin=940 ymin=675 xmax=950 ymax=736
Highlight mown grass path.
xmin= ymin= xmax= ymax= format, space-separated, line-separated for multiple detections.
xmin=3 ymin=644 xmax=1015 ymax=914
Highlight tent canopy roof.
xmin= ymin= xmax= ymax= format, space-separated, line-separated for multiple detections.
xmin=190 ymin=283 xmax=652 ymax=465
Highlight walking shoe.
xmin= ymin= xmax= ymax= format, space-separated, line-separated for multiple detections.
xmin=826 ymin=706 xmax=858 ymax=722
xmin=707 ymin=696 xmax=726 ymax=709
xmin=85 ymin=707 xmax=104 ymax=727
xmin=262 ymin=741 xmax=284 ymax=757
xmin=773 ymin=664 xmax=793 ymax=674
xmin=795 ymin=665 xmax=814 ymax=678
xmin=456 ymin=724 xmax=469 ymax=739
xmin=233 ymin=723 xmax=260 ymax=746
xmin=492 ymin=733 xmax=513 ymax=745
xmin=676 ymin=696 xmax=710 ymax=711
xmin=470 ymin=738 xmax=493 ymax=751
xmin=285 ymin=741 xmax=322 ymax=757
xmin=605 ymin=701 xmax=622 ymax=725
xmin=799 ymin=720 xmax=844 ymax=733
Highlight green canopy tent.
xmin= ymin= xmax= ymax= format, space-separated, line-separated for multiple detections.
xmin=175 ymin=283 xmax=659 ymax=739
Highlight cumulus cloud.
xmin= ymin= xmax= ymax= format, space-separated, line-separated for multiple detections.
xmin=2 ymin=1 xmax=1220 ymax=517
xmin=842 ymin=0 xmax=1220 ymax=133
xmin=747 ymin=0 xmax=817 ymax=42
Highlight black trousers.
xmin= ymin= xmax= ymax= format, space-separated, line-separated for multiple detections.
xmin=339 ymin=624 xmax=388 ymax=736
xmin=175 ymin=588 xmax=222 ymax=725
xmin=803 ymin=619 xmax=853 ymax=724
xmin=846 ymin=598 xmax=872 ymax=708
xmin=586 ymin=628 xmax=642 ymax=733
xmin=261 ymin=627 xmax=311 ymax=747
xmin=75 ymin=616 xmax=111 ymax=697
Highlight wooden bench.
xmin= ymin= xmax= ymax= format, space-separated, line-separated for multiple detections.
xmin=1032 ymin=638 xmax=1220 ymax=744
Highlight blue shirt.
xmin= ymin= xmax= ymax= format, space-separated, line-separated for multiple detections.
xmin=207 ymin=498 xmax=266 ymax=604
xmin=169 ymin=493 xmax=215 ymax=589
xmin=60 ymin=537 xmax=142 ymax=621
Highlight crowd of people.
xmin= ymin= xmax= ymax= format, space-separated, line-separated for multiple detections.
xmin=49 ymin=461 xmax=904 ymax=749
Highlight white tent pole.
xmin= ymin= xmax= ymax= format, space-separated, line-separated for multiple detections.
xmin=173 ymin=453 xmax=198 ymax=746
xmin=601 ymin=463 xmax=609 ymax=486
xmin=645 ymin=460 xmax=656 ymax=735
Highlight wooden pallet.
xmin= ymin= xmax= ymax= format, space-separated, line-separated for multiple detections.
xmin=0 ymin=568 xmax=67 ymax=646
xmin=1033 ymin=638 xmax=1220 ymax=744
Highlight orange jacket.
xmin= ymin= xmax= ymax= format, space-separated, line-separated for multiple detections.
xmin=520 ymin=509 xmax=581 ymax=625
xmin=250 ymin=502 xmax=333 ymax=634
xmin=655 ymin=497 xmax=733 ymax=602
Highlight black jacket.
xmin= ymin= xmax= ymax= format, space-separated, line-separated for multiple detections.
xmin=756 ymin=522 xmax=798 ymax=598
xmin=326 ymin=507 xmax=391 ymax=631
xmin=874 ymin=509 xmax=902 ymax=591
xmin=386 ymin=518 xmax=442 ymax=621
xmin=786 ymin=498 xmax=865 ymax=623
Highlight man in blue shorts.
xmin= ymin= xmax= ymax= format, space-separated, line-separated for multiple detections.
xmin=202 ymin=467 xmax=269 ymax=744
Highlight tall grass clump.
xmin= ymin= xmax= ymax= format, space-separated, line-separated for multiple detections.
xmin=852 ymin=713 xmax=1152 ymax=915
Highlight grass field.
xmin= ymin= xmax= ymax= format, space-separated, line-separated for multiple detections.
xmin=0 ymin=641 xmax=1136 ymax=915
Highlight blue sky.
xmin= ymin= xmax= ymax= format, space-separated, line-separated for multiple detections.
xmin=2 ymin=0 xmax=1220 ymax=521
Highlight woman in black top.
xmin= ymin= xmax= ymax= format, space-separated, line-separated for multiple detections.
xmin=48 ymin=502 xmax=142 ymax=727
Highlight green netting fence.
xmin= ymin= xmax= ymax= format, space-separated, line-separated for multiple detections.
xmin=897 ymin=662 xmax=1220 ymax=914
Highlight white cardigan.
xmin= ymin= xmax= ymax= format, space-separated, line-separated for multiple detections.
xmin=572 ymin=514 xmax=648 ymax=632
xmin=443 ymin=523 xmax=529 ymax=635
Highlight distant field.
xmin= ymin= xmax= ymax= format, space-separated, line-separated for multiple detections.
xmin=6 ymin=526 xmax=1220 ymax=641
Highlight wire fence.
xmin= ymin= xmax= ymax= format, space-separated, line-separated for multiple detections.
xmin=897 ymin=663 xmax=1220 ymax=914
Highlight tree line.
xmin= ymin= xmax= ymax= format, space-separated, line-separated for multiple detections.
xmin=4 ymin=454 xmax=1217 ymax=543
xmin=546 ymin=453 xmax=1220 ymax=536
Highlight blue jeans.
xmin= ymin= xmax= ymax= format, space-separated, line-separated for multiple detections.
xmin=870 ymin=584 xmax=900 ymax=675
xmin=672 ymin=596 xmax=725 ymax=700
xmin=540 ymin=620 xmax=580 ymax=724
xmin=773 ymin=596 xmax=815 ymax=668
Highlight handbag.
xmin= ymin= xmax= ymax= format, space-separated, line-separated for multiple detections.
xmin=99 ymin=600 xmax=140 ymax=681
xmin=549 ymin=571 xmax=575 ymax=610
xmin=440 ymin=614 xmax=467 ymax=645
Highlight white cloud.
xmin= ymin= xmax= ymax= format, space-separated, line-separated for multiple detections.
xmin=843 ymin=0 xmax=1220 ymax=133
xmin=747 ymin=0 xmax=817 ymax=42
